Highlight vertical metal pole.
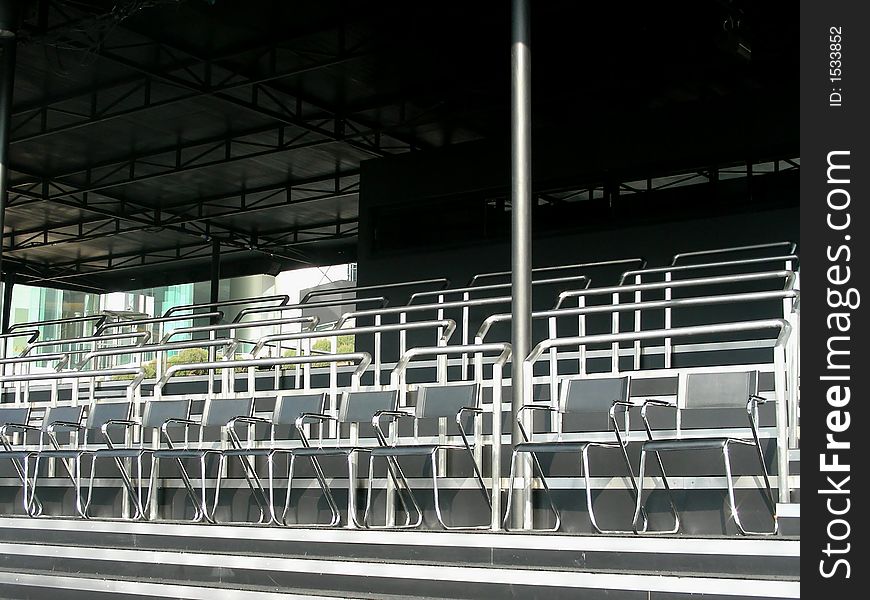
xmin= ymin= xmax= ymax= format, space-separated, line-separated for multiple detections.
xmin=0 ymin=35 xmax=17 ymax=337
xmin=209 ymin=239 xmax=221 ymax=322
xmin=510 ymin=0 xmax=532 ymax=529
xmin=1 ymin=268 xmax=12 ymax=333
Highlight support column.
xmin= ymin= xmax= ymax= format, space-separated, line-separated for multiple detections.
xmin=1 ymin=268 xmax=12 ymax=334
xmin=0 ymin=14 xmax=18 ymax=339
xmin=210 ymin=239 xmax=221 ymax=322
xmin=509 ymin=0 xmax=532 ymax=529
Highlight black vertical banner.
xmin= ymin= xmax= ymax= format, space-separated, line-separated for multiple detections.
xmin=801 ymin=1 xmax=869 ymax=596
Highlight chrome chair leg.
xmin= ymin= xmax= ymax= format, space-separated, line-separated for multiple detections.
xmin=503 ymin=449 xmax=560 ymax=532
xmin=363 ymin=453 xmax=422 ymax=529
xmin=633 ymin=448 xmax=680 ymax=535
xmin=435 ymin=448 xmax=491 ymax=531
xmin=582 ymin=445 xmax=642 ymax=534
xmin=724 ymin=441 xmax=778 ymax=536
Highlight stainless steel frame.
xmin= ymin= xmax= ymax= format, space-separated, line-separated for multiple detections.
xmin=363 ymin=343 xmax=510 ymax=530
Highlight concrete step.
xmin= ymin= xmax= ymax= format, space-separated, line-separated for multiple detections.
xmin=0 ymin=517 xmax=799 ymax=600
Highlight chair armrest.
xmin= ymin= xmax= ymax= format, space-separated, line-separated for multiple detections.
xmin=47 ymin=421 xmax=85 ymax=434
xmin=227 ymin=415 xmax=273 ymax=427
xmin=455 ymin=406 xmax=484 ymax=446
xmin=609 ymin=400 xmax=638 ymax=419
xmin=294 ymin=413 xmax=338 ymax=447
xmin=372 ymin=410 xmax=416 ymax=447
xmin=100 ymin=419 xmax=140 ymax=447
xmin=0 ymin=423 xmax=41 ymax=436
xmin=294 ymin=412 xmax=338 ymax=429
xmin=161 ymin=418 xmax=201 ymax=448
xmin=639 ymin=398 xmax=676 ymax=420
xmin=227 ymin=415 xmax=274 ymax=448
xmin=747 ymin=394 xmax=771 ymax=410
xmin=515 ymin=404 xmax=558 ymax=442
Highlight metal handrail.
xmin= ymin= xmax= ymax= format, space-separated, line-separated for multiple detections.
xmin=249 ymin=319 xmax=458 ymax=358
xmin=335 ymin=296 xmax=515 ymax=329
xmin=73 ymin=339 xmax=236 ymax=371
xmin=477 ymin=289 xmax=800 ymax=342
xmin=521 ymin=319 xmax=793 ymax=501
xmin=8 ymin=314 xmax=110 ymax=333
xmin=94 ymin=312 xmax=224 ymax=336
xmin=154 ymin=353 xmax=372 ymax=396
xmin=558 ymin=270 xmax=796 ymax=309
xmin=0 ymin=367 xmax=147 ymax=398
xmin=670 ymin=242 xmax=798 ymax=266
xmin=0 ymin=330 xmax=41 ymax=345
xmin=19 ymin=331 xmax=152 ymax=357
xmin=231 ymin=296 xmax=389 ymax=323
xmin=0 ymin=353 xmax=70 ymax=366
xmin=159 ymin=316 xmax=319 ymax=344
xmin=619 ymin=256 xmax=799 ymax=285
xmin=407 ymin=275 xmax=590 ymax=304
xmin=299 ymin=278 xmax=450 ymax=304
xmin=162 ymin=295 xmax=290 ymax=317
xmin=393 ymin=343 xmax=512 ymax=377
xmin=468 ymin=258 xmax=646 ymax=286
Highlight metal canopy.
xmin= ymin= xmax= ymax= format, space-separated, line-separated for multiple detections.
xmin=1 ymin=0 xmax=798 ymax=292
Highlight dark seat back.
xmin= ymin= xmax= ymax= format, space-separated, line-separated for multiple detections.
xmin=559 ymin=376 xmax=630 ymax=431
xmin=85 ymin=400 xmax=133 ymax=431
xmin=415 ymin=383 xmax=479 ymax=420
xmin=339 ymin=390 xmax=398 ymax=424
xmin=41 ymin=405 xmax=86 ymax=432
xmin=273 ymin=393 xmax=326 ymax=425
xmin=684 ymin=371 xmax=758 ymax=410
xmin=142 ymin=399 xmax=192 ymax=429
xmin=201 ymin=397 xmax=255 ymax=428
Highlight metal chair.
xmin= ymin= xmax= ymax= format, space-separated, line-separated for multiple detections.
xmin=278 ymin=389 xmax=399 ymax=528
xmin=364 ymin=382 xmax=490 ymax=530
xmin=27 ymin=400 xmax=135 ymax=519
xmin=151 ymin=396 xmax=256 ymax=523
xmin=17 ymin=404 xmax=85 ymax=517
xmin=0 ymin=405 xmax=43 ymax=516
xmin=211 ymin=392 xmax=330 ymax=525
xmin=84 ymin=399 xmax=193 ymax=520
xmin=503 ymin=375 xmax=645 ymax=533
xmin=632 ymin=370 xmax=778 ymax=535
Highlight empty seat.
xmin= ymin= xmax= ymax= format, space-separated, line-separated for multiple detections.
xmin=211 ymin=392 xmax=328 ymax=525
xmin=151 ymin=397 xmax=255 ymax=523
xmin=276 ymin=389 xmax=398 ymax=528
xmin=632 ymin=370 xmax=778 ymax=535
xmin=0 ymin=405 xmax=42 ymax=516
xmin=503 ymin=375 xmax=640 ymax=533
xmin=363 ymin=382 xmax=490 ymax=530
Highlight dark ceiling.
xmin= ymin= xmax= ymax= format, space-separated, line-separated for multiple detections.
xmin=1 ymin=0 xmax=799 ymax=292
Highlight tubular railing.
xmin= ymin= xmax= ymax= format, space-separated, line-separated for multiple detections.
xmin=0 ymin=366 xmax=147 ymax=408
xmin=670 ymin=242 xmax=798 ymax=266
xmin=0 ymin=330 xmax=41 ymax=360
xmin=162 ymin=295 xmax=290 ymax=317
xmin=467 ymin=258 xmax=646 ymax=286
xmin=249 ymin=319 xmax=458 ymax=390
xmin=232 ymin=297 xmax=389 ymax=323
xmin=94 ymin=312 xmax=224 ymax=345
xmin=299 ymin=278 xmax=450 ymax=304
xmin=477 ymin=289 xmax=800 ymax=447
xmin=407 ymin=275 xmax=590 ymax=375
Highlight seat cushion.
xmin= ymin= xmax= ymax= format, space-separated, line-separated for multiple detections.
xmin=290 ymin=447 xmax=363 ymax=457
xmin=370 ymin=444 xmax=467 ymax=457
xmin=643 ymin=437 xmax=751 ymax=452
xmin=95 ymin=448 xmax=150 ymax=458
xmin=153 ymin=449 xmax=220 ymax=459
xmin=514 ymin=441 xmax=601 ymax=454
